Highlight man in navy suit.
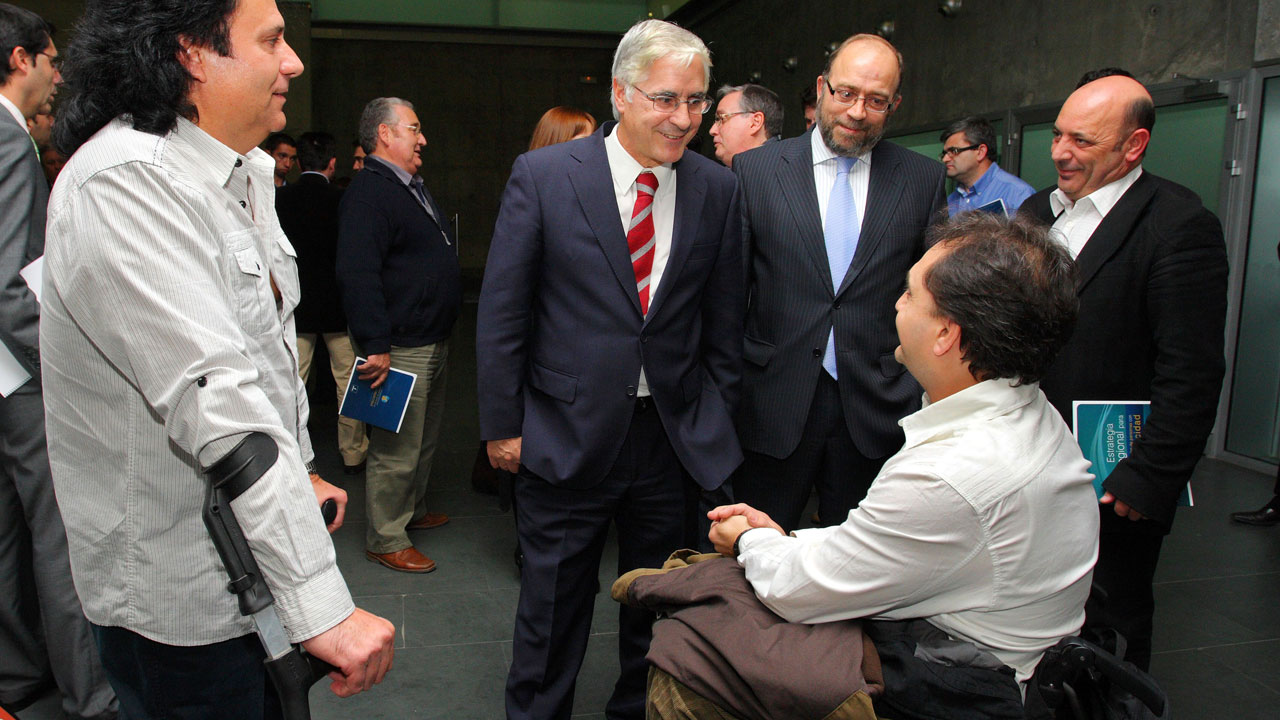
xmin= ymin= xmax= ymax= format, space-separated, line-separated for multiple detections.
xmin=477 ymin=19 xmax=743 ymax=720
xmin=734 ymin=34 xmax=946 ymax=532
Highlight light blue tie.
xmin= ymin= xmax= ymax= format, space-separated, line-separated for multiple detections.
xmin=822 ymin=156 xmax=860 ymax=379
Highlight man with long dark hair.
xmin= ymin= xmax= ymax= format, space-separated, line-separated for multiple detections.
xmin=43 ymin=0 xmax=395 ymax=715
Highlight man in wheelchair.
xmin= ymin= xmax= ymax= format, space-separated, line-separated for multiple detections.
xmin=624 ymin=215 xmax=1141 ymax=718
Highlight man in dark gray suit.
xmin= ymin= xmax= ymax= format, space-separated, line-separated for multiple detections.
xmin=734 ymin=33 xmax=946 ymax=532
xmin=0 ymin=5 xmax=116 ymax=718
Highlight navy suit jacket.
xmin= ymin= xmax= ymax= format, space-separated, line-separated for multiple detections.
xmin=1021 ymin=172 xmax=1228 ymax=532
xmin=476 ymin=122 xmax=744 ymax=490
xmin=735 ymin=132 xmax=946 ymax=460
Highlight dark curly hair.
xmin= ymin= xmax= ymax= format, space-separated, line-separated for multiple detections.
xmin=923 ymin=213 xmax=1078 ymax=385
xmin=52 ymin=0 xmax=236 ymax=154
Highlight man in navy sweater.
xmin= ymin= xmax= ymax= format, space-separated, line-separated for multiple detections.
xmin=337 ymin=97 xmax=461 ymax=573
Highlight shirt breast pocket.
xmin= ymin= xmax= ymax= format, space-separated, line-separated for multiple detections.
xmin=226 ymin=232 xmax=275 ymax=336
xmin=271 ymin=232 xmax=301 ymax=314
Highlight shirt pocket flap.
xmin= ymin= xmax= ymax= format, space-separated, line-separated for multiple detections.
xmin=234 ymin=247 xmax=265 ymax=277
xmin=274 ymin=233 xmax=298 ymax=259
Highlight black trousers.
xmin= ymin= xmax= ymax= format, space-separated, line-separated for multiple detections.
xmin=505 ymin=400 xmax=701 ymax=720
xmin=92 ymin=625 xmax=281 ymax=720
xmin=1086 ymin=513 xmax=1165 ymax=672
xmin=736 ymin=373 xmax=888 ymax=532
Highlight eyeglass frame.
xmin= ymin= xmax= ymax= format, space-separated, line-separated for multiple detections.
xmin=629 ymin=84 xmax=713 ymax=115
xmin=712 ymin=110 xmax=757 ymax=126
xmin=35 ymin=49 xmax=62 ymax=71
xmin=938 ymin=144 xmax=981 ymax=159
xmin=385 ymin=122 xmax=423 ymax=136
xmin=822 ymin=79 xmax=895 ymax=114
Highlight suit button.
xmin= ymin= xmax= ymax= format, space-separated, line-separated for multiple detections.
xmin=812 ymin=348 xmax=822 ymax=357
xmin=833 ymin=301 xmax=841 ymax=310
xmin=641 ymin=335 xmax=649 ymax=344
xmin=626 ymin=386 xmax=637 ymax=398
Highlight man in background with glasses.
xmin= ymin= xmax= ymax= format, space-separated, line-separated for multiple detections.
xmin=734 ymin=33 xmax=946 ymax=534
xmin=709 ymin=82 xmax=783 ymax=168
xmin=478 ymin=18 xmax=743 ymax=720
xmin=338 ymin=97 xmax=460 ymax=574
xmin=0 ymin=5 xmax=118 ymax=719
xmin=940 ymin=115 xmax=1033 ymax=216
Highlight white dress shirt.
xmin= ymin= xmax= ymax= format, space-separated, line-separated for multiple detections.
xmin=1049 ymin=165 xmax=1144 ymax=258
xmin=42 ymin=117 xmax=353 ymax=646
xmin=811 ymin=127 xmax=871 ymax=233
xmin=605 ymin=126 xmax=677 ymax=397
xmin=737 ymin=379 xmax=1099 ymax=681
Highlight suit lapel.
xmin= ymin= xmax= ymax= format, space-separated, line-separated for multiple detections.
xmin=568 ymin=130 xmax=643 ymax=317
xmin=1073 ymin=173 xmax=1157 ymax=292
xmin=776 ymin=138 xmax=831 ymax=293
xmin=644 ymin=154 xmax=704 ymax=324
xmin=836 ymin=142 xmax=903 ymax=297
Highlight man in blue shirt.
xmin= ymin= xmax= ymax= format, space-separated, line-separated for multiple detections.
xmin=941 ymin=116 xmax=1033 ymax=216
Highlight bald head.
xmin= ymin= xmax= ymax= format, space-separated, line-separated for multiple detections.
xmin=1051 ymin=75 xmax=1153 ymax=201
xmin=823 ymin=34 xmax=903 ymax=96
xmin=1078 ymin=74 xmax=1154 ymax=134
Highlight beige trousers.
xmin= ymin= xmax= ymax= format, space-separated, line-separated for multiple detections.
xmin=363 ymin=341 xmax=449 ymax=554
xmin=297 ymin=331 xmax=368 ymax=467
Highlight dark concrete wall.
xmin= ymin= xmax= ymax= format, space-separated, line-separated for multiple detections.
xmin=309 ymin=35 xmax=616 ymax=270
xmin=680 ymin=0 xmax=1261 ymax=137
xmin=22 ymin=0 xmax=1270 ymax=270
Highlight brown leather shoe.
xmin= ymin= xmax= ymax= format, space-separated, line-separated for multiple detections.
xmin=406 ymin=512 xmax=450 ymax=530
xmin=365 ymin=547 xmax=436 ymax=573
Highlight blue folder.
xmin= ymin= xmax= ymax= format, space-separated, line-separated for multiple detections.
xmin=339 ymin=358 xmax=417 ymax=433
xmin=1073 ymin=401 xmax=1193 ymax=507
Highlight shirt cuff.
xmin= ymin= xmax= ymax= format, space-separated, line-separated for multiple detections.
xmin=735 ymin=526 xmax=785 ymax=560
xmin=271 ymin=562 xmax=356 ymax=643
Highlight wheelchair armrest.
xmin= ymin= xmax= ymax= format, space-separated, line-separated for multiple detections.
xmin=1038 ymin=636 xmax=1166 ymax=717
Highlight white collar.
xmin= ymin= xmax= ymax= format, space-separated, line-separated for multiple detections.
xmin=167 ymin=116 xmax=266 ymax=190
xmin=899 ymin=378 xmax=1039 ymax=449
xmin=605 ymin=125 xmax=674 ymax=195
xmin=1049 ymin=164 xmax=1143 ymax=218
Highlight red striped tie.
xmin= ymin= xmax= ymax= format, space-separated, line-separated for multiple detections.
xmin=627 ymin=171 xmax=659 ymax=315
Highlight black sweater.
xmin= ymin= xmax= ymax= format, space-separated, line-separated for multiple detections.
xmin=336 ymin=157 xmax=460 ymax=354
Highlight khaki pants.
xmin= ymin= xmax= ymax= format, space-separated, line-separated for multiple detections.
xmin=363 ymin=341 xmax=449 ymax=554
xmin=297 ymin=331 xmax=368 ymax=467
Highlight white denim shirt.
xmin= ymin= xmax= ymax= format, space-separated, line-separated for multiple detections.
xmin=738 ymin=379 xmax=1100 ymax=681
xmin=41 ymin=116 xmax=353 ymax=645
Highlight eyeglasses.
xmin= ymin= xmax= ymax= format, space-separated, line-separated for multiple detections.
xmin=36 ymin=50 xmax=62 ymax=71
xmin=631 ymin=85 xmax=712 ymax=115
xmin=712 ymin=110 xmax=755 ymax=125
xmin=938 ymin=144 xmax=980 ymax=159
xmin=823 ymin=80 xmax=894 ymax=114
xmin=387 ymin=122 xmax=422 ymax=136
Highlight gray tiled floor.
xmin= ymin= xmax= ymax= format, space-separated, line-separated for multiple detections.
xmin=14 ymin=303 xmax=1280 ymax=718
